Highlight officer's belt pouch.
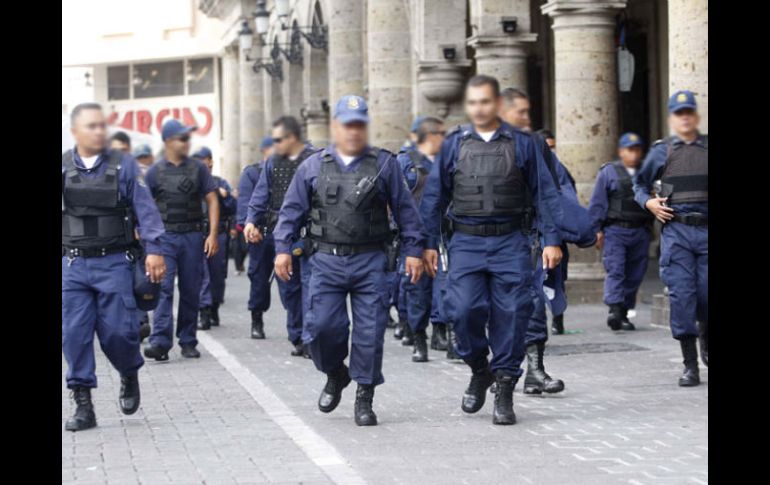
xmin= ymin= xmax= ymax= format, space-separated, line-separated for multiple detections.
xmin=658 ymin=182 xmax=675 ymax=199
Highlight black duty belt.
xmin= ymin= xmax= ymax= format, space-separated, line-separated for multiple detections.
xmin=165 ymin=221 xmax=203 ymax=233
xmin=606 ymin=219 xmax=648 ymax=229
xmin=451 ymin=218 xmax=522 ymax=237
xmin=62 ymin=246 xmax=132 ymax=259
xmin=312 ymin=241 xmax=384 ymax=256
xmin=672 ymin=212 xmax=708 ymax=226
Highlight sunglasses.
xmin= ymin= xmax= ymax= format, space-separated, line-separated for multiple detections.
xmin=85 ymin=122 xmax=107 ymax=130
xmin=272 ymin=137 xmax=283 ymax=144
xmin=173 ymin=135 xmax=191 ymax=143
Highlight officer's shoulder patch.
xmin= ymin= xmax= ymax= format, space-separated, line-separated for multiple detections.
xmin=651 ymin=138 xmax=666 ymax=146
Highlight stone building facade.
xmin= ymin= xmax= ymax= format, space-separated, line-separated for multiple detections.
xmin=200 ymin=0 xmax=707 ymax=301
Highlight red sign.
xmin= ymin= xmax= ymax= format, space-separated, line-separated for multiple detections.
xmin=107 ymin=106 xmax=213 ymax=136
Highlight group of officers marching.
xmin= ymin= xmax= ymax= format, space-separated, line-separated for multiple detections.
xmin=62 ymin=74 xmax=707 ymax=431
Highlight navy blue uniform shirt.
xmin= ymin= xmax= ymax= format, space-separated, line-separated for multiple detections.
xmin=633 ymin=134 xmax=708 ymax=215
xmin=419 ymin=121 xmax=563 ymax=249
xmin=396 ymin=148 xmax=434 ymax=193
xmin=65 ymin=148 xmax=165 ymax=255
xmin=236 ymin=162 xmax=263 ymax=226
xmin=272 ymin=145 xmax=426 ymax=258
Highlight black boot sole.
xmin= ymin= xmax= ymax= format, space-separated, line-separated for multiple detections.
xmin=492 ymin=414 xmax=517 ymax=425
xmin=318 ymin=374 xmax=352 ymax=413
xmin=354 ymin=415 xmax=378 ymax=426
xmin=143 ymin=348 xmax=169 ymax=362
xmin=65 ymin=417 xmax=97 ymax=432
xmin=412 ymin=354 xmax=428 ymax=363
xmin=678 ymin=377 xmax=701 ymax=387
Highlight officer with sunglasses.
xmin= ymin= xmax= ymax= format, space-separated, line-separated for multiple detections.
xmin=143 ymin=120 xmax=220 ymax=361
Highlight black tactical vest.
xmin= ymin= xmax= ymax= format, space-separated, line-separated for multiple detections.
xmin=61 ymin=150 xmax=134 ymax=250
xmin=606 ymin=161 xmax=653 ymax=224
xmin=266 ymin=148 xmax=311 ymax=230
xmin=309 ymin=149 xmax=391 ymax=246
xmin=452 ymin=128 xmax=527 ymax=218
xmin=660 ymin=136 xmax=708 ymax=204
xmin=405 ymin=149 xmax=430 ymax=204
xmin=154 ymin=159 xmax=204 ymax=232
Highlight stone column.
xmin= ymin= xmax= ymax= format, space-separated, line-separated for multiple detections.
xmin=542 ymin=0 xmax=626 ymax=303
xmin=239 ymin=32 xmax=264 ymax=172
xmin=303 ymin=108 xmax=330 ymax=148
xmin=467 ymin=0 xmax=536 ymax=90
xmin=221 ymin=45 xmax=241 ymax=187
xmin=668 ymin=0 xmax=708 ymax=133
xmin=327 ymin=0 xmax=365 ymax=101
xmin=367 ymin=0 xmax=412 ymax=151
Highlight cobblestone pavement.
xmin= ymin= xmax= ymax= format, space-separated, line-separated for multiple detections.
xmin=63 ymin=261 xmax=707 ymax=485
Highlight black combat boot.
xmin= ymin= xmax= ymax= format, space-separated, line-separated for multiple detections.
xmin=251 ymin=311 xmax=265 ymax=339
xmin=620 ymin=307 xmax=636 ymax=331
xmin=290 ymin=338 xmax=305 ymax=357
xmin=698 ymin=320 xmax=708 ymax=367
xmin=523 ymin=342 xmax=565 ymax=395
xmin=431 ymin=323 xmax=448 ymax=351
xmin=198 ymin=306 xmax=212 ymax=331
xmin=210 ymin=304 xmax=220 ymax=327
xmin=354 ymin=384 xmax=378 ymax=426
xmin=461 ymin=360 xmax=495 ymax=413
xmin=65 ymin=387 xmax=96 ymax=432
xmin=551 ymin=314 xmax=565 ymax=335
xmin=143 ymin=345 xmax=169 ymax=362
xmin=119 ymin=374 xmax=141 ymax=415
xmin=446 ymin=324 xmax=461 ymax=360
xmin=412 ymin=330 xmax=429 ymax=362
xmin=181 ymin=345 xmax=200 ymax=358
xmin=394 ymin=318 xmax=406 ymax=339
xmin=301 ymin=344 xmax=312 ymax=359
xmin=607 ymin=304 xmax=623 ymax=331
xmin=678 ymin=336 xmax=701 ymax=387
xmin=492 ymin=373 xmax=517 ymax=425
xmin=401 ymin=323 xmax=415 ymax=346
xmin=139 ymin=315 xmax=151 ymax=342
xmin=318 ymin=365 xmax=351 ymax=413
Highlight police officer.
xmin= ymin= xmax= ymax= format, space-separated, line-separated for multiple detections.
xmin=109 ymin=131 xmax=132 ymax=153
xmin=499 ymin=89 xmax=567 ymax=396
xmin=589 ymin=133 xmax=653 ymax=331
xmin=193 ymin=147 xmax=236 ymax=330
xmin=63 ymin=103 xmax=166 ymax=431
xmin=236 ymin=136 xmax=274 ymax=339
xmin=633 ymin=90 xmax=708 ymax=386
xmin=396 ymin=116 xmax=446 ymax=362
xmin=143 ymin=120 xmax=220 ymax=361
xmin=422 ymin=76 xmax=563 ymax=425
xmin=273 ymin=95 xmax=425 ymax=426
xmin=132 ymin=144 xmax=156 ymax=341
xmin=244 ymin=116 xmax=317 ymax=357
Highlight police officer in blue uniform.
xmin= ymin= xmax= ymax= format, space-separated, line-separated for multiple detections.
xmin=236 ymin=136 xmax=274 ymax=339
xmin=499 ymin=91 xmax=567 ymax=396
xmin=396 ymin=116 xmax=446 ymax=362
xmin=132 ymin=144 xmax=155 ymax=341
xmin=63 ymin=103 xmax=167 ymax=431
xmin=143 ymin=120 xmax=220 ymax=361
xmin=244 ymin=116 xmax=317 ymax=357
xmin=273 ymin=95 xmax=425 ymax=426
xmin=634 ymin=90 xmax=708 ymax=386
xmin=589 ymin=133 xmax=653 ymax=331
xmin=421 ymin=76 xmax=563 ymax=425
xmin=193 ymin=147 xmax=237 ymax=330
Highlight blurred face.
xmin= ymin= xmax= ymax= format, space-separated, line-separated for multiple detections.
xmin=203 ymin=156 xmax=214 ymax=170
xmin=165 ymin=133 xmax=191 ymax=158
xmin=500 ymin=97 xmax=531 ymax=131
xmin=545 ymin=137 xmax=556 ymax=151
xmin=465 ymin=84 xmax=501 ymax=130
xmin=669 ymin=109 xmax=700 ymax=137
xmin=420 ymin=124 xmax=445 ymax=156
xmin=332 ymin=120 xmax=368 ymax=156
xmin=136 ymin=155 xmax=153 ymax=167
xmin=618 ymin=146 xmax=643 ymax=167
xmin=110 ymin=139 xmax=130 ymax=153
xmin=271 ymin=125 xmax=297 ymax=157
xmin=71 ymin=108 xmax=107 ymax=155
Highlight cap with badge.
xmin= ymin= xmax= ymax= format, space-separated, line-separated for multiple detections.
xmin=333 ymin=95 xmax=370 ymax=125
xmin=161 ymin=119 xmax=197 ymax=141
xmin=133 ymin=254 xmax=161 ymax=311
xmin=132 ymin=144 xmax=153 ymax=158
xmin=668 ymin=90 xmax=697 ymax=113
xmin=260 ymin=136 xmax=274 ymax=150
xmin=618 ymin=132 xmax=643 ymax=148
xmin=192 ymin=146 xmax=213 ymax=159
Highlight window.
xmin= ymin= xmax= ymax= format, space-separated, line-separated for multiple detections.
xmin=107 ymin=65 xmax=130 ymax=100
xmin=133 ymin=61 xmax=184 ymax=98
xmin=187 ymin=58 xmax=214 ymax=95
